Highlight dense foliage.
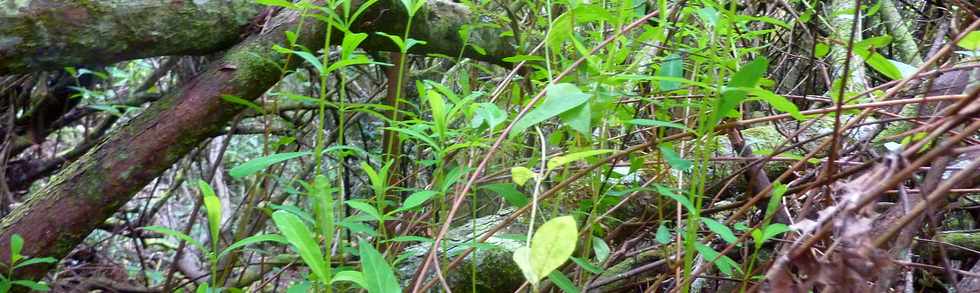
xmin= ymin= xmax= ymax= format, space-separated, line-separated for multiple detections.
xmin=0 ymin=0 xmax=978 ymax=292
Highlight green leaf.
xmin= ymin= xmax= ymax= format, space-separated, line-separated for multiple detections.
xmin=696 ymin=7 xmax=719 ymax=27
xmin=382 ymin=236 xmax=433 ymax=243
xmin=856 ymin=35 xmax=893 ymax=49
xmin=331 ymin=270 xmax=367 ymax=289
xmin=481 ymin=183 xmax=529 ymax=207
xmin=325 ymin=55 xmax=385 ymax=74
xmin=766 ymin=182 xmax=787 ymax=219
xmin=546 ymin=13 xmax=573 ymax=52
xmin=11 ymin=280 xmax=49 ymax=291
xmin=752 ymin=224 xmax=791 ymax=249
xmin=256 ymin=0 xmax=297 ymax=9
xmin=547 ymin=149 xmax=613 ymax=171
xmin=398 ymin=0 xmax=414 ymax=15
xmin=10 ymin=234 xmax=23 ymax=264
xmin=889 ymin=59 xmax=918 ymax=79
xmin=221 ymin=95 xmax=265 ymax=114
xmin=286 ymin=281 xmax=311 ymax=293
xmin=706 ymin=57 xmax=768 ymax=130
xmin=382 ymin=127 xmax=440 ymax=150
xmin=375 ymin=32 xmax=406 ymax=52
xmin=656 ymin=54 xmax=684 ymax=91
xmin=861 ymin=50 xmax=903 ymax=80
xmin=346 ymin=200 xmax=383 ymax=221
xmin=427 ymin=91 xmax=448 ymax=138
xmin=592 ymin=236 xmax=610 ymax=263
xmin=571 ymin=256 xmax=602 ymax=274
xmin=392 ymin=190 xmax=438 ymax=213
xmin=655 ymin=184 xmax=695 ymax=213
xmin=762 ymin=224 xmax=790 ymax=242
xmin=529 ymin=216 xmax=578 ymax=283
xmin=358 ymin=239 xmax=401 ymax=293
xmin=559 ymin=102 xmax=591 ymax=135
xmin=511 ymin=83 xmax=591 ymax=137
xmin=339 ymin=220 xmax=378 ymax=236
xmin=142 ymin=226 xmax=206 ymax=253
xmin=271 ymin=211 xmax=329 ymax=282
xmin=814 ymin=43 xmax=830 ymax=58
xmin=403 ymin=38 xmax=427 ymax=51
xmin=958 ymin=31 xmax=980 ymax=50
xmin=292 ymin=50 xmax=324 ymax=74
xmin=624 ymin=119 xmax=691 ymax=132
xmin=502 ymin=55 xmax=546 ymax=63
xmin=701 ymin=218 xmax=738 ymax=244
xmin=340 ymin=33 xmax=369 ymax=59
xmin=548 ymin=271 xmax=581 ymax=293
xmin=218 ymin=234 xmax=287 ymax=259
xmin=511 ymin=167 xmax=535 ymax=187
xmin=471 ymin=102 xmax=507 ymax=130
xmin=311 ymin=175 xmax=335 ymax=246
xmin=198 ymin=180 xmax=222 ymax=252
xmin=12 ymin=257 xmax=57 ymax=270
xmin=749 ymin=89 xmax=804 ymax=120
xmin=229 ymin=152 xmax=311 ymax=178
xmin=512 ymin=246 xmax=537 ymax=284
xmin=694 ymin=242 xmax=742 ymax=277
xmin=658 ymin=144 xmax=691 ymax=171
xmin=656 ymin=223 xmax=671 ymax=244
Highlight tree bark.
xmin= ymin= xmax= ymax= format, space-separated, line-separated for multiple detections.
xmin=0 ymin=0 xmax=261 ymax=74
xmin=0 ymin=0 xmax=515 ymax=74
xmin=0 ymin=0 xmax=515 ymax=281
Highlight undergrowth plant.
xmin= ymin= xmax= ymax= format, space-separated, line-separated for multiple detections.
xmin=18 ymin=0 xmax=958 ymax=292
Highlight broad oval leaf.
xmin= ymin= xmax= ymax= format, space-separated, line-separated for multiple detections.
xmin=471 ymin=102 xmax=507 ymax=130
xmin=656 ymin=223 xmax=671 ymax=244
xmin=529 ymin=216 xmax=578 ymax=283
xmin=511 ymin=166 xmax=535 ymax=187
xmin=547 ymin=149 xmax=613 ymax=171
xmin=959 ymin=31 xmax=980 ymax=50
xmin=512 ymin=246 xmax=537 ymax=284
xmin=511 ymin=83 xmax=591 ymax=137
xmin=592 ymin=236 xmax=610 ymax=263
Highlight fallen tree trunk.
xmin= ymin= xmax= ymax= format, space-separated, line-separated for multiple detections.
xmin=0 ymin=0 xmax=513 ymax=281
xmin=0 ymin=0 xmax=514 ymax=74
xmin=0 ymin=0 xmax=260 ymax=74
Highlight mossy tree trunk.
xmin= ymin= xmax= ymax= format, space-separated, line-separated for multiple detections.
xmin=0 ymin=0 xmax=515 ymax=74
xmin=0 ymin=0 xmax=260 ymax=74
xmin=826 ymin=0 xmax=868 ymax=99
